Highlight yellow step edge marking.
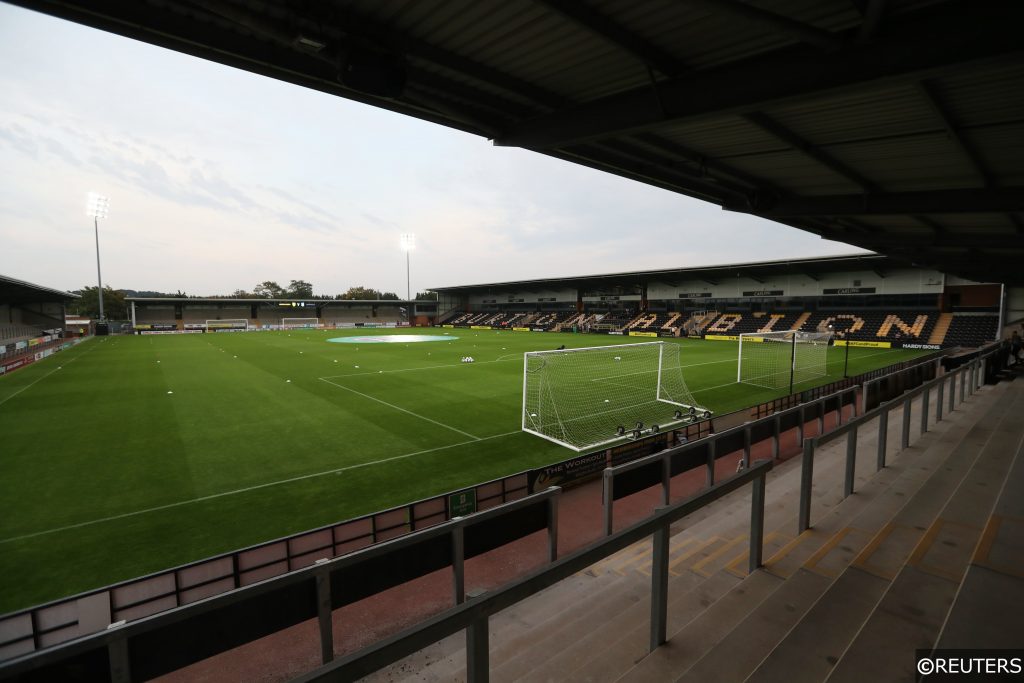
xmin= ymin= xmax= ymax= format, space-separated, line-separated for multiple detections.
xmin=971 ymin=515 xmax=1002 ymax=566
xmin=692 ymin=535 xmax=748 ymax=577
xmin=762 ymin=530 xmax=821 ymax=578
xmin=852 ymin=522 xmax=920 ymax=581
xmin=668 ymin=537 xmax=725 ymax=573
xmin=972 ymin=515 xmax=1024 ymax=580
xmin=907 ymin=518 xmax=946 ymax=567
xmin=909 ymin=517 xmax=982 ymax=583
xmin=724 ymin=531 xmax=791 ymax=579
xmin=804 ymin=527 xmax=865 ymax=579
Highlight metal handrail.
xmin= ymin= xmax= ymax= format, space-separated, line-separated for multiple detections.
xmin=292 ymin=460 xmax=773 ymax=683
xmin=602 ymin=385 xmax=857 ymax=534
xmin=0 ymin=487 xmax=562 ymax=682
xmin=797 ymin=346 xmax=998 ymax=532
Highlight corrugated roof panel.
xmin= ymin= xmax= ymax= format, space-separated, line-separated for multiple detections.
xmin=961 ymin=124 xmax=1024 ymax=186
xmin=938 ymin=214 xmax=1019 ymax=231
xmin=826 ymin=134 xmax=978 ymax=192
xmin=931 ymin=62 xmax=1024 ymax=127
xmin=720 ymin=150 xmax=861 ymax=195
xmin=656 ymin=118 xmax=785 ymax=158
xmin=766 ymin=85 xmax=937 ymax=146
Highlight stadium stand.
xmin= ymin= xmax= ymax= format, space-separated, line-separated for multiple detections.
xmin=801 ymin=310 xmax=938 ymax=344
xmin=942 ymin=314 xmax=1000 ymax=348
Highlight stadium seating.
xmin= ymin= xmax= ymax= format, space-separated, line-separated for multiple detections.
xmin=942 ymin=314 xmax=999 ymax=348
xmin=0 ymin=324 xmax=44 ymax=347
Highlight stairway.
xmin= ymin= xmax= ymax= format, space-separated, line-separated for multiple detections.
xmin=363 ymin=375 xmax=1022 ymax=682
xmin=790 ymin=312 xmax=812 ymax=331
xmin=928 ymin=312 xmax=954 ymax=345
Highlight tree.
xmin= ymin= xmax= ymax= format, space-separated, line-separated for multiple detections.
xmin=69 ymin=286 xmax=128 ymax=320
xmin=337 ymin=286 xmax=381 ymax=300
xmin=254 ymin=281 xmax=284 ymax=298
xmin=286 ymin=280 xmax=314 ymax=299
xmin=231 ymin=289 xmax=254 ymax=298
xmin=414 ymin=290 xmax=438 ymax=300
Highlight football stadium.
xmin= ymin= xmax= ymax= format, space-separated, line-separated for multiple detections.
xmin=2 ymin=1 xmax=1023 ymax=682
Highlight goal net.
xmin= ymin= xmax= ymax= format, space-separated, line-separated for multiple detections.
xmin=737 ymin=330 xmax=832 ymax=390
xmin=206 ymin=319 xmax=248 ymax=332
xmin=281 ymin=318 xmax=321 ymax=329
xmin=522 ymin=341 xmax=712 ymax=452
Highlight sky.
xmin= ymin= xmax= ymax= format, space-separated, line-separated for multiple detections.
xmin=0 ymin=4 xmax=868 ymax=298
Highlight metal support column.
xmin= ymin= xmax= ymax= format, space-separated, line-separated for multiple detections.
xmin=798 ymin=439 xmax=815 ymax=532
xmin=877 ymin=407 xmax=889 ymax=471
xmin=650 ymin=520 xmax=670 ymax=651
xmin=901 ymin=398 xmax=912 ymax=451
xmin=749 ymin=474 xmax=766 ymax=573
xmin=467 ymin=617 xmax=489 ymax=683
xmin=844 ymin=428 xmax=857 ymax=498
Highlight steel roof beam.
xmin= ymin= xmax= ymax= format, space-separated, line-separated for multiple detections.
xmin=730 ymin=187 xmax=1024 ymax=216
xmin=916 ymin=81 xmax=994 ymax=188
xmin=533 ymin=0 xmax=687 ymax=77
xmin=743 ymin=112 xmax=880 ymax=193
xmin=681 ymin=0 xmax=844 ymax=52
xmin=496 ymin=1 xmax=1024 ymax=149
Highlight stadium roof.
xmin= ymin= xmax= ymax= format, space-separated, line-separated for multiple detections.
xmin=0 ymin=274 xmax=79 ymax=304
xmin=431 ymin=252 xmax=929 ymax=292
xmin=11 ymin=0 xmax=1024 ymax=285
xmin=125 ymin=297 xmax=420 ymax=304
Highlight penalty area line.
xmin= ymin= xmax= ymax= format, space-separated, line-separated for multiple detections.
xmin=318 ymin=376 xmax=482 ymax=440
xmin=0 ymin=430 xmax=522 ymax=545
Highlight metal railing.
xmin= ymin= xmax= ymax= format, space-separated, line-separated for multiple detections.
xmin=797 ymin=349 xmax=994 ymax=533
xmin=603 ymin=386 xmax=858 ymax=535
xmin=291 ymin=461 xmax=773 ymax=683
xmin=0 ymin=488 xmax=561 ymax=683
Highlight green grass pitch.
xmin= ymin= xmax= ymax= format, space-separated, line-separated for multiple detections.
xmin=0 ymin=329 xmax=928 ymax=612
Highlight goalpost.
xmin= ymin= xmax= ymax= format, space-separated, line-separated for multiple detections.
xmin=205 ymin=319 xmax=249 ymax=332
xmin=737 ymin=330 xmax=832 ymax=392
xmin=281 ymin=318 xmax=321 ymax=329
xmin=522 ymin=341 xmax=712 ymax=452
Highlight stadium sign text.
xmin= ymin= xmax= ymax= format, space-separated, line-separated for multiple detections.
xmin=628 ymin=331 xmax=659 ymax=337
xmin=677 ymin=292 xmax=712 ymax=298
xmin=704 ymin=334 xmax=739 ymax=341
xmin=513 ymin=327 xmax=531 ymax=332
xmin=823 ymin=287 xmax=877 ymax=295
xmin=835 ymin=340 xmax=892 ymax=348
xmin=470 ymin=325 xmax=492 ymax=330
xmin=900 ymin=343 xmax=941 ymax=350
xmin=741 ymin=290 xmax=784 ymax=297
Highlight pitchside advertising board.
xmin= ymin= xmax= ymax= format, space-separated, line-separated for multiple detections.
xmin=526 ymin=432 xmax=673 ymax=493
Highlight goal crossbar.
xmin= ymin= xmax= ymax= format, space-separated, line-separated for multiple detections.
xmin=522 ymin=341 xmax=711 ymax=452
xmin=737 ymin=330 xmax=831 ymax=390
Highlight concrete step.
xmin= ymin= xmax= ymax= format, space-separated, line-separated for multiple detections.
xmin=827 ymin=382 xmax=1024 ymax=682
xmin=643 ymin=385 xmax=1001 ymax=683
xmin=538 ymin=572 xmax=741 ymax=683
xmin=744 ymin=383 xmax=1012 ymax=683
xmin=616 ymin=571 xmax=784 ymax=682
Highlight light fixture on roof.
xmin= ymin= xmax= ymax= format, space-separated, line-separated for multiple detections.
xmin=86 ymin=192 xmax=110 ymax=321
xmin=295 ymin=35 xmax=327 ymax=52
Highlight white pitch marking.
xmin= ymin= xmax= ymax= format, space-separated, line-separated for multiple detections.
xmin=0 ymin=339 xmax=97 ymax=408
xmin=318 ymin=377 xmax=481 ymax=440
xmin=0 ymin=430 xmax=521 ymax=545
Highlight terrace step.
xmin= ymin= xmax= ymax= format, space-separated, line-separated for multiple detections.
xmin=672 ymin=382 xmax=1006 ymax=683
xmin=743 ymin=382 xmax=1012 ymax=683
xmin=826 ymin=380 xmax=1024 ymax=682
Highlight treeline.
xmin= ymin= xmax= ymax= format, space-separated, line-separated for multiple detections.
xmin=68 ymin=282 xmax=438 ymax=320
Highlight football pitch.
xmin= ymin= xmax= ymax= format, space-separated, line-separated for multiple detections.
xmin=0 ymin=329 xmax=928 ymax=612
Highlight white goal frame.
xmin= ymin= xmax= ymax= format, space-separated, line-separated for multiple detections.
xmin=281 ymin=317 xmax=321 ymax=329
xmin=205 ymin=319 xmax=249 ymax=331
xmin=521 ymin=341 xmax=711 ymax=452
xmin=737 ymin=330 xmax=832 ymax=391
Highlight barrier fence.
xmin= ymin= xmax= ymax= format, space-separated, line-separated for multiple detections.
xmin=0 ymin=488 xmax=562 ymax=682
xmin=0 ymin=344 xmax=971 ymax=670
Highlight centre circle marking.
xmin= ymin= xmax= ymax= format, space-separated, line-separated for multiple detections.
xmin=326 ymin=335 xmax=459 ymax=344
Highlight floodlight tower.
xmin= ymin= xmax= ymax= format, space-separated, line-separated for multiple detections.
xmin=86 ymin=192 xmax=110 ymax=321
xmin=400 ymin=233 xmax=415 ymax=301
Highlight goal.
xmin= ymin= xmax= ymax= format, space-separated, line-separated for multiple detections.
xmin=205 ymin=319 xmax=248 ymax=332
xmin=281 ymin=318 xmax=321 ymax=329
xmin=522 ymin=341 xmax=711 ymax=452
xmin=737 ymin=330 xmax=832 ymax=391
